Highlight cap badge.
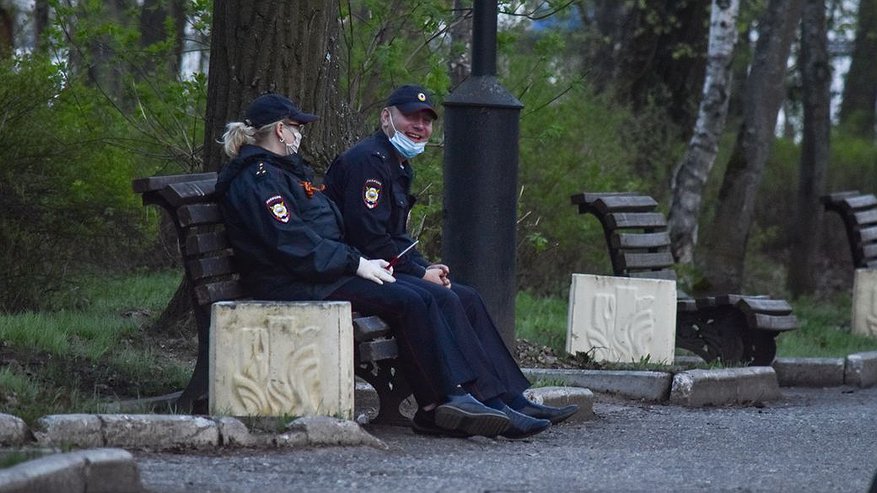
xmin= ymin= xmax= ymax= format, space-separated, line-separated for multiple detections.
xmin=265 ymin=195 xmax=291 ymax=223
xmin=363 ymin=179 xmax=382 ymax=209
xmin=417 ymin=92 xmax=426 ymax=102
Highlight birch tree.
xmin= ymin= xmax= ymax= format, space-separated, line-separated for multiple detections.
xmin=699 ymin=0 xmax=804 ymax=294
xmin=667 ymin=0 xmax=741 ymax=265
xmin=787 ymin=0 xmax=830 ymax=296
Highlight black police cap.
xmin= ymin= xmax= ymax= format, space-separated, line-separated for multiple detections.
xmin=244 ymin=93 xmax=319 ymax=128
xmin=386 ymin=85 xmax=438 ymax=119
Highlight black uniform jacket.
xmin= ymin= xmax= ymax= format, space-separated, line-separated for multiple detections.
xmin=324 ymin=131 xmax=430 ymax=278
xmin=216 ymin=144 xmax=361 ymax=301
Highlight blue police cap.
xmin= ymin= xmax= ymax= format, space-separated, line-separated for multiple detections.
xmin=386 ymin=85 xmax=438 ymax=119
xmin=244 ymin=93 xmax=319 ymax=128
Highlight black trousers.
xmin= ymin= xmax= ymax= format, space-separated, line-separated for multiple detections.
xmin=395 ymin=275 xmax=531 ymax=402
xmin=326 ymin=277 xmax=476 ymax=405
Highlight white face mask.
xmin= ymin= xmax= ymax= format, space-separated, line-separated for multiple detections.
xmin=281 ymin=123 xmax=303 ymax=155
xmin=387 ymin=112 xmax=427 ymax=159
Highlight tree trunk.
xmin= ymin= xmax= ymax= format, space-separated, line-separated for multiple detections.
xmin=788 ymin=0 xmax=830 ymax=297
xmin=34 ymin=0 xmax=49 ymax=52
xmin=202 ymin=0 xmax=356 ymax=171
xmin=838 ymin=0 xmax=877 ymax=139
xmin=138 ymin=0 xmax=186 ymax=76
xmin=0 ymin=4 xmax=13 ymax=57
xmin=668 ymin=0 xmax=741 ymax=265
xmin=448 ymin=0 xmax=472 ymax=90
xmin=699 ymin=0 xmax=803 ymax=295
xmin=157 ymin=0 xmax=354 ymax=333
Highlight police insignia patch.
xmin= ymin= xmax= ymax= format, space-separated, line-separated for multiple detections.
xmin=363 ymin=179 xmax=382 ymax=209
xmin=265 ymin=195 xmax=291 ymax=223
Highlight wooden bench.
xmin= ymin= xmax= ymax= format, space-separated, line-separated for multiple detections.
xmin=132 ymin=172 xmax=411 ymax=425
xmin=821 ymin=191 xmax=877 ymax=269
xmin=570 ymin=192 xmax=798 ymax=365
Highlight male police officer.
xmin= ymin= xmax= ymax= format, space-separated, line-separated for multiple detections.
xmin=325 ymin=85 xmax=578 ymax=437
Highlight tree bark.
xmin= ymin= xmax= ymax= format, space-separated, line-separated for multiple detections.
xmin=138 ymin=0 xmax=186 ymax=76
xmin=34 ymin=0 xmax=49 ymax=52
xmin=0 ymin=4 xmax=13 ymax=57
xmin=668 ymin=0 xmax=741 ymax=265
xmin=202 ymin=0 xmax=356 ymax=171
xmin=838 ymin=0 xmax=877 ymax=139
xmin=788 ymin=0 xmax=830 ymax=297
xmin=448 ymin=0 xmax=472 ymax=90
xmin=699 ymin=0 xmax=803 ymax=295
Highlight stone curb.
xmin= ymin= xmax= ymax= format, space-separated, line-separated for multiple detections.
xmin=845 ymin=351 xmax=877 ymax=388
xmin=0 ymin=448 xmax=142 ymax=493
xmin=669 ymin=367 xmax=781 ymax=407
xmin=523 ymin=368 xmax=672 ymax=402
xmin=772 ymin=357 xmax=846 ymax=387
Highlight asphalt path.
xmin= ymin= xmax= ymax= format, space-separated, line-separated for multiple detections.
xmin=135 ymin=386 xmax=877 ymax=492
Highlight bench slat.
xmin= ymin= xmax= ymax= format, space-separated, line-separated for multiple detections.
xmin=570 ymin=192 xmax=636 ymax=206
xmin=160 ymin=180 xmax=218 ymax=208
xmin=178 ymin=203 xmax=223 ymax=227
xmin=619 ymin=251 xmax=675 ymax=270
xmin=610 ymin=231 xmax=671 ymax=250
xmin=748 ymin=313 xmax=799 ymax=332
xmin=606 ymin=212 xmax=667 ymax=230
xmin=132 ymin=172 xmax=217 ymax=194
xmin=862 ymin=242 xmax=877 ymax=261
xmin=359 ymin=338 xmax=399 ymax=362
xmin=853 ymin=209 xmax=877 ymax=227
xmin=187 ymin=255 xmax=236 ymax=281
xmin=194 ymin=280 xmax=245 ymax=306
xmin=353 ymin=316 xmax=392 ymax=341
xmin=593 ymin=196 xmax=658 ymax=214
xmin=185 ymin=231 xmax=231 ymax=256
xmin=856 ymin=226 xmax=877 ymax=245
xmin=737 ymin=298 xmax=792 ymax=315
xmin=844 ymin=194 xmax=877 ymax=210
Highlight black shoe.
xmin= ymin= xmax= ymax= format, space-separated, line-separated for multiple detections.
xmin=515 ymin=401 xmax=579 ymax=425
xmin=498 ymin=405 xmax=551 ymax=439
xmin=411 ymin=408 xmax=472 ymax=438
xmin=434 ymin=393 xmax=510 ymax=437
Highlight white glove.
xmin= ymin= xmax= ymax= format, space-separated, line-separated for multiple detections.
xmin=356 ymin=257 xmax=396 ymax=285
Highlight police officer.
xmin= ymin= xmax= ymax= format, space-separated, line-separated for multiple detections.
xmin=325 ymin=85 xmax=578 ymax=432
xmin=215 ymin=93 xmax=517 ymax=438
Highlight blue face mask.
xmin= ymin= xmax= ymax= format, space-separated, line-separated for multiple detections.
xmin=388 ymin=113 xmax=427 ymax=159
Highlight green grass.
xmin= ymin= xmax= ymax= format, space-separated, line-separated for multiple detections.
xmin=0 ymin=270 xmax=188 ymax=424
xmin=515 ymin=290 xmax=877 ymax=358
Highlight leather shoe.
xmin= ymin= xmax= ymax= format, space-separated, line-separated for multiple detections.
xmin=515 ymin=401 xmax=579 ymax=424
xmin=434 ymin=393 xmax=510 ymax=437
xmin=412 ymin=408 xmax=472 ymax=438
xmin=498 ymin=405 xmax=551 ymax=439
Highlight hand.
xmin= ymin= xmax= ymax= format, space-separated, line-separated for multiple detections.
xmin=356 ymin=258 xmax=396 ymax=285
xmin=423 ymin=266 xmax=451 ymax=288
xmin=427 ymin=263 xmax=450 ymax=276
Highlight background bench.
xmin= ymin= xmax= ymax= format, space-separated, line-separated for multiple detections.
xmin=571 ymin=192 xmax=798 ymax=365
xmin=821 ymin=191 xmax=877 ymax=269
xmin=132 ymin=173 xmax=411 ymax=425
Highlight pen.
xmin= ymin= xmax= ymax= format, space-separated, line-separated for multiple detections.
xmin=387 ymin=240 xmax=419 ymax=268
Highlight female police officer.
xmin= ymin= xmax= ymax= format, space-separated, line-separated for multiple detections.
xmin=324 ymin=85 xmax=578 ymax=429
xmin=215 ymin=93 xmax=547 ymax=438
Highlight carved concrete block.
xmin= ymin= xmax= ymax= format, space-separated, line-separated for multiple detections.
xmin=566 ymin=274 xmax=676 ymax=364
xmin=209 ymin=301 xmax=354 ymax=418
xmin=851 ymin=269 xmax=877 ymax=339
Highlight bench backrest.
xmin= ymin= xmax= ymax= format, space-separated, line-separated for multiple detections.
xmin=570 ymin=192 xmax=676 ymax=281
xmin=821 ymin=191 xmax=877 ymax=269
xmin=132 ymin=173 xmax=245 ymax=308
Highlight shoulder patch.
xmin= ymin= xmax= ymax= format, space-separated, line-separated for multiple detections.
xmin=265 ymin=195 xmax=291 ymax=223
xmin=363 ymin=179 xmax=382 ymax=209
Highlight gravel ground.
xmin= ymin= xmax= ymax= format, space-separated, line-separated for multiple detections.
xmin=136 ymin=386 xmax=877 ymax=492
